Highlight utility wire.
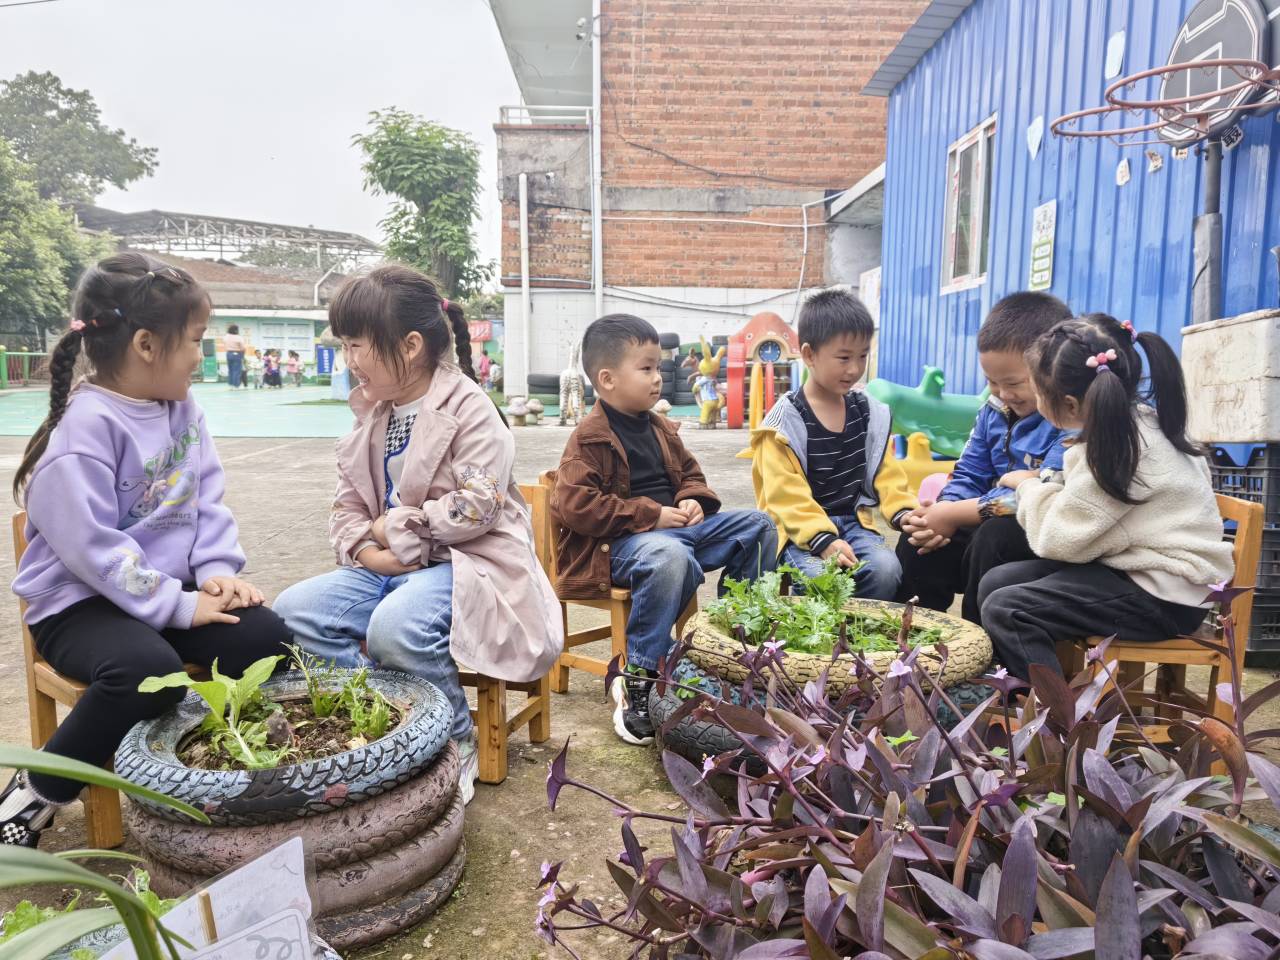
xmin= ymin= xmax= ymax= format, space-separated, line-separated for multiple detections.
xmin=0 ymin=0 xmax=61 ymax=9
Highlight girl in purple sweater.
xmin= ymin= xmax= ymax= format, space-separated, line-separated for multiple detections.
xmin=0 ymin=253 xmax=290 ymax=848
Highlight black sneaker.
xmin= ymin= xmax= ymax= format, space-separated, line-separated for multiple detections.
xmin=611 ymin=670 xmax=656 ymax=745
xmin=0 ymin=774 xmax=56 ymax=848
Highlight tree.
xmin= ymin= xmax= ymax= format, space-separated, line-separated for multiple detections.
xmin=0 ymin=140 xmax=112 ymax=346
xmin=353 ymin=109 xmax=494 ymax=298
xmin=0 ymin=71 xmax=157 ymax=202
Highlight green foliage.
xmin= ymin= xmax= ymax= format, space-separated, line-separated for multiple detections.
xmin=288 ymin=644 xmax=341 ymax=718
xmin=0 ymin=71 xmax=157 ymax=202
xmin=0 ymin=140 xmax=112 ymax=346
xmin=139 ymin=656 xmax=291 ymax=770
xmin=705 ymin=560 xmax=947 ymax=654
xmin=340 ymin=667 xmax=393 ymax=742
xmin=0 ymin=896 xmax=80 ymax=946
xmin=353 ymin=109 xmax=494 ymax=297
xmin=239 ymin=242 xmax=352 ymax=275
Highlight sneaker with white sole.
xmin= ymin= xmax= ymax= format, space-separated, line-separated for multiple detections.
xmin=456 ymin=734 xmax=479 ymax=805
xmin=0 ymin=773 xmax=57 ymax=849
xmin=611 ymin=670 xmax=656 ymax=746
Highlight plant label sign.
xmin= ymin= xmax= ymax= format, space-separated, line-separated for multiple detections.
xmin=186 ymin=909 xmax=311 ymax=960
xmin=1028 ymin=200 xmax=1057 ymax=291
xmin=103 ymin=837 xmax=314 ymax=959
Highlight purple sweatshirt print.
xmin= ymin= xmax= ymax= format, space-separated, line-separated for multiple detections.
xmin=12 ymin=384 xmax=245 ymax=631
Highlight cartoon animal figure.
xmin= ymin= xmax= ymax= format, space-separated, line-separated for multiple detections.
xmin=864 ymin=366 xmax=989 ymax=459
xmin=559 ymin=339 xmax=584 ymax=426
xmin=122 ymin=468 xmax=198 ymax=528
xmin=693 ymin=337 xmax=727 ymax=429
xmin=116 ymin=550 xmax=161 ymax=598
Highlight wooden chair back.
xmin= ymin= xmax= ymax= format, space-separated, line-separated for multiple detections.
xmin=520 ymin=482 xmax=552 ymax=577
xmin=1218 ymin=492 xmax=1264 ymax=654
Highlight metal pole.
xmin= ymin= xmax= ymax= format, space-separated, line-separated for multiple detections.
xmin=519 ymin=172 xmax=531 ymax=400
xmin=591 ymin=0 xmax=604 ymax=321
xmin=1192 ymin=139 xmax=1223 ymax=327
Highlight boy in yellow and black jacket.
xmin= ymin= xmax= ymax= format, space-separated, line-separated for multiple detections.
xmin=751 ymin=289 xmax=915 ymax=599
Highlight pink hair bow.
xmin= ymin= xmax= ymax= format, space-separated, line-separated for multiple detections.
xmin=68 ymin=318 xmax=86 ymax=333
xmin=1085 ymin=349 xmax=1118 ymax=372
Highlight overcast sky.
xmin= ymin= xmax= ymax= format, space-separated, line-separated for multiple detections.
xmin=0 ymin=0 xmax=520 ymax=262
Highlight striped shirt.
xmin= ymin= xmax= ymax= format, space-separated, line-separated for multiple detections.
xmin=791 ymin=388 xmax=868 ymax=521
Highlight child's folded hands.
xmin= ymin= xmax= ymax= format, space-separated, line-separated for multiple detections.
xmin=200 ymin=576 xmax=265 ymax=610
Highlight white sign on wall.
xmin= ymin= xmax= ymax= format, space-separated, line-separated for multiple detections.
xmin=1028 ymin=200 xmax=1057 ymax=292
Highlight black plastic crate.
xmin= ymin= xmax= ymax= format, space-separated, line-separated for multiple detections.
xmin=1209 ymin=443 xmax=1280 ymax=523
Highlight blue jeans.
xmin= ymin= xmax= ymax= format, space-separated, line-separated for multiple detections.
xmin=226 ymin=351 xmax=244 ymax=388
xmin=609 ymin=509 xmax=777 ymax=671
xmin=272 ymin=564 xmax=471 ymax=741
xmin=780 ymin=516 xmax=901 ymax=600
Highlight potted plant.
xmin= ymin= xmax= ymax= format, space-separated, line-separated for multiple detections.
xmin=115 ymin=648 xmax=464 ymax=952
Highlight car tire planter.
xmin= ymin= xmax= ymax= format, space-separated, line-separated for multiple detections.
xmin=650 ymin=658 xmax=993 ymax=773
xmin=684 ymin=598 xmax=992 ymax=693
xmin=116 ymin=671 xmax=452 ymax=827
xmin=121 ymin=670 xmax=464 ymax=950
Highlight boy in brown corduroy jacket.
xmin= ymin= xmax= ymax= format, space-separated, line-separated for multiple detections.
xmin=551 ymin=314 xmax=776 ymax=746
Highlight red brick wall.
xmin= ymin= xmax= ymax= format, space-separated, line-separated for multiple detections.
xmin=600 ymin=0 xmax=925 ymax=287
xmin=500 ymin=200 xmax=592 ymax=286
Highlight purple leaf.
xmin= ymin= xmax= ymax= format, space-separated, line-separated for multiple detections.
xmin=849 ymin=954 xmax=895 ymax=960
xmin=661 ymin=750 xmax=730 ymax=818
xmin=982 ymin=781 xmax=1022 ymax=808
xmin=802 ymin=918 xmax=842 ymax=960
xmin=1095 ymin=853 xmax=1140 ymax=960
xmin=1205 ymin=577 xmax=1253 ymax=607
xmin=538 ymin=860 xmax=562 ymax=888
xmin=620 ymin=820 xmax=645 ymax=874
xmin=1140 ymin=860 xmax=1224 ymax=913
xmin=713 ymin=702 xmax=779 ymax=739
xmin=1182 ymin=923 xmax=1270 ymax=960
xmin=737 ymin=941 xmax=808 ymax=960
xmin=981 ymin=667 xmax=1030 ymax=696
xmin=1085 ymin=634 xmax=1114 ymax=664
xmin=967 ymin=941 xmax=1037 ymax=960
xmin=908 ymin=868 xmax=997 ymax=939
xmin=603 ymin=654 xmax=625 ymax=700
xmin=803 ymin=864 xmax=830 ymax=930
xmin=1223 ymin=898 xmax=1280 ymax=938
xmin=1028 ymin=664 xmax=1076 ymax=733
xmin=1024 ymin=927 xmax=1096 ymax=959
xmin=1082 ymin=748 xmax=1134 ymax=810
xmin=546 ymin=738 xmax=570 ymax=811
xmin=672 ymin=827 xmax=707 ymax=903
xmin=995 ymin=817 xmax=1037 ymax=946
xmin=1202 ymin=833 xmax=1254 ymax=902
xmin=855 ymin=835 xmax=894 ymax=951
xmin=1248 ymin=752 xmax=1280 ymax=809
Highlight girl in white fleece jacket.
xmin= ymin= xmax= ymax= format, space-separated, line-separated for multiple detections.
xmin=976 ymin=313 xmax=1232 ymax=681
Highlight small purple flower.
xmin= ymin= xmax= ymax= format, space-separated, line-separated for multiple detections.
xmin=888 ymin=659 xmax=912 ymax=679
xmin=535 ymin=906 xmax=556 ymax=945
xmin=703 ymin=755 xmax=717 ymax=776
xmin=539 ymin=860 xmax=562 ymax=888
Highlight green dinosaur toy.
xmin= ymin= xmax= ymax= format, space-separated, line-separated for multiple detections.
xmin=865 ymin=366 xmax=989 ymax=459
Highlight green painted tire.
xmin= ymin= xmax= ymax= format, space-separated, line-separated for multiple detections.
xmin=684 ymin=598 xmax=992 ymax=692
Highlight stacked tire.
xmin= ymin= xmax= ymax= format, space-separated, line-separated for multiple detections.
xmin=116 ymin=672 xmax=464 ymax=952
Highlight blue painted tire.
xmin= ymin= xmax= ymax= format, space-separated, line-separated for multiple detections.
xmin=115 ymin=670 xmax=452 ymax=827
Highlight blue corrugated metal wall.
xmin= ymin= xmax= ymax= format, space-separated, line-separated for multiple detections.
xmin=878 ymin=0 xmax=1280 ymax=394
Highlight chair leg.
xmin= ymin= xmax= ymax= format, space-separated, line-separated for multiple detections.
xmin=551 ymin=605 xmax=571 ymax=695
xmin=1155 ymin=664 xmax=1186 ymax=721
xmin=475 ymin=676 xmax=508 ymax=785
xmin=84 ymin=781 xmax=124 ymax=849
xmin=609 ymin=598 xmax=630 ymax=672
xmin=528 ymin=673 xmax=552 ymax=744
xmin=28 ymin=689 xmax=58 ymax=748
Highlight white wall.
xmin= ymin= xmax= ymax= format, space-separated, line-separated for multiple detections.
xmin=502 ymin=285 xmax=821 ymax=387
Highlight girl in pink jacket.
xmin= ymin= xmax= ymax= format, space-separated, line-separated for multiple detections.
xmin=273 ymin=266 xmax=562 ymax=804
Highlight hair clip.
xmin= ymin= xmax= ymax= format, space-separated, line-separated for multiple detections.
xmin=113 ymin=308 xmax=124 ymax=318
xmin=1085 ymin=349 xmax=1118 ymax=373
xmin=145 ymin=271 xmax=156 ymax=279
xmin=68 ymin=319 xmax=86 ymax=333
xmin=1120 ymin=320 xmax=1137 ymax=342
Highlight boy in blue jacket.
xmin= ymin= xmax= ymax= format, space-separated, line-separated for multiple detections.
xmin=894 ymin=292 xmax=1073 ymax=622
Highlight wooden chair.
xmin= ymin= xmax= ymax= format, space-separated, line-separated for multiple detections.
xmin=1072 ymin=493 xmax=1264 ymax=743
xmin=538 ymin=471 xmax=697 ymax=694
xmin=455 ymin=483 xmax=554 ymax=784
xmin=15 ymin=511 xmax=126 ymax=848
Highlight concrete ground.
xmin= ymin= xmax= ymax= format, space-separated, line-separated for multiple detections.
xmin=1 ymin=420 xmax=1278 ymax=960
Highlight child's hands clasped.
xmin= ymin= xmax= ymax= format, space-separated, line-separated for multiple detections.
xmin=820 ymin=538 xmax=858 ymax=568
xmin=902 ymin=500 xmax=958 ymax=555
xmin=201 ymin=576 xmax=264 ymax=610
xmin=677 ymin=499 xmax=704 ymax=526
xmin=356 ymin=545 xmax=421 ymax=577
xmin=193 ymin=589 xmax=242 ymax=627
xmin=655 ymin=506 xmax=689 ymax=529
xmin=999 ymin=469 xmax=1040 ymax=489
xmin=371 ymin=515 xmax=390 ymax=548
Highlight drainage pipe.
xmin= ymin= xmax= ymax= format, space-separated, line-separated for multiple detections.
xmin=591 ymin=0 xmax=604 ymax=320
xmin=519 ymin=172 xmax=531 ymax=400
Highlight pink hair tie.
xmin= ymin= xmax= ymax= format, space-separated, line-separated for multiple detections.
xmin=1085 ymin=349 xmax=1118 ymax=373
xmin=441 ymin=298 xmax=451 ymax=312
xmin=68 ymin=319 xmax=86 ymax=333
xmin=1121 ymin=320 xmax=1137 ymax=342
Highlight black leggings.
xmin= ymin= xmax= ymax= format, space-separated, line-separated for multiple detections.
xmin=30 ymin=596 xmax=292 ymax=802
xmin=894 ymin=516 xmax=1037 ymax=623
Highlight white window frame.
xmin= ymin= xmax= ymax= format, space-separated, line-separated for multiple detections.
xmin=941 ymin=115 xmax=997 ymax=295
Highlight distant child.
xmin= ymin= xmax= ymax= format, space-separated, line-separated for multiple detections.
xmin=286 ymin=350 xmax=303 ymax=387
xmin=751 ymin=289 xmax=914 ymax=600
xmin=223 ymin=324 xmax=246 ymax=389
xmin=248 ymin=349 xmax=264 ymax=389
xmin=894 ymin=292 xmax=1074 ymax=621
xmin=478 ymin=349 xmax=492 ymax=392
xmin=978 ymin=314 xmax=1233 ymax=681
xmin=552 ymin=314 xmax=777 ymax=746
xmin=1 ymin=253 xmax=290 ymax=848
xmin=273 ymin=266 xmax=562 ymax=804
xmin=263 ymin=350 xmax=282 ymax=388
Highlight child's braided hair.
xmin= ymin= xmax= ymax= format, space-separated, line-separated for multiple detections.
xmin=1027 ymin=313 xmax=1200 ymax=504
xmin=13 ymin=252 xmax=208 ymax=502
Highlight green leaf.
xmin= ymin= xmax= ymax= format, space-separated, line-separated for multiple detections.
xmin=0 ymin=746 xmax=208 ymax=823
xmin=1201 ymin=812 xmax=1280 ymax=869
xmin=234 ymin=655 xmax=283 ymax=702
xmin=831 ymin=876 xmax=939 ymax=958
xmin=0 ymin=906 xmax=121 ymax=960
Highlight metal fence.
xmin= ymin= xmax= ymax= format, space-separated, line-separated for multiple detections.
xmin=2 ymin=352 xmax=50 ymax=389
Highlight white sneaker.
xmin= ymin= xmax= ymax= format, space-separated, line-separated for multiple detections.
xmin=455 ymin=734 xmax=479 ymax=805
